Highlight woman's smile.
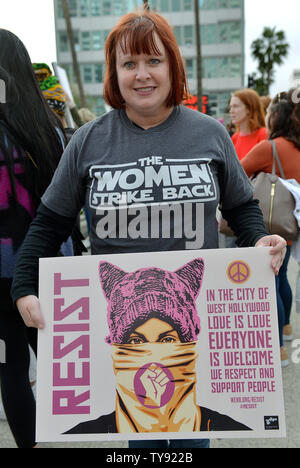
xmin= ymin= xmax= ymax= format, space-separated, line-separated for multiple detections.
xmin=134 ymin=86 xmax=157 ymax=95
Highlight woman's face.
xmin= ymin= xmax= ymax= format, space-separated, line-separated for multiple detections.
xmin=115 ymin=33 xmax=172 ymax=123
xmin=230 ymin=96 xmax=250 ymax=127
xmin=126 ymin=318 xmax=180 ymax=344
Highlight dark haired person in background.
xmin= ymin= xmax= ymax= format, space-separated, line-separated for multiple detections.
xmin=0 ymin=28 xmax=67 ymax=448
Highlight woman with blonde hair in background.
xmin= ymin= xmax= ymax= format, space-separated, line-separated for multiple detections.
xmin=230 ymin=88 xmax=268 ymax=160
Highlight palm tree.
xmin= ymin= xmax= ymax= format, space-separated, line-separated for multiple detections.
xmin=251 ymin=27 xmax=289 ymax=95
xmin=62 ymin=0 xmax=87 ymax=107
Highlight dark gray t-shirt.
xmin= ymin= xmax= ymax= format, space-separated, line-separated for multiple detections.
xmin=42 ymin=106 xmax=253 ymax=254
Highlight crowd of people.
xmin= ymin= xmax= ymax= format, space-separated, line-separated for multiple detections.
xmin=228 ymin=88 xmax=300 ymax=367
xmin=0 ymin=7 xmax=298 ymax=449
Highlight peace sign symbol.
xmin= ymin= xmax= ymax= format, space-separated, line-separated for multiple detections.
xmin=227 ymin=261 xmax=250 ymax=284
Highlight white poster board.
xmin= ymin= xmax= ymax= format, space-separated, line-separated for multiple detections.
xmin=37 ymin=248 xmax=286 ymax=442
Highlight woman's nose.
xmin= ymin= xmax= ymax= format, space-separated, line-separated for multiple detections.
xmin=136 ymin=64 xmax=151 ymax=80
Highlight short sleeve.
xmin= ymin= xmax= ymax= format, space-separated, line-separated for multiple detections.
xmin=41 ymin=131 xmax=85 ymax=218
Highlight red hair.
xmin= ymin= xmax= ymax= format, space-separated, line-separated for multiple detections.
xmin=103 ymin=10 xmax=189 ymax=109
xmin=233 ymin=89 xmax=266 ymax=132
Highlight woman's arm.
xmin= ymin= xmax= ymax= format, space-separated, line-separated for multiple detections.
xmin=219 ymin=131 xmax=286 ymax=275
xmin=221 ymin=198 xmax=268 ymax=247
xmin=11 ymin=202 xmax=77 ymax=328
xmin=221 ymin=198 xmax=286 ymax=275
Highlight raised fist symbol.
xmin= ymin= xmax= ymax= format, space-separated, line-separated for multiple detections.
xmin=139 ymin=364 xmax=170 ymax=407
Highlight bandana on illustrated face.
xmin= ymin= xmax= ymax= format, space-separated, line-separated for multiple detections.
xmin=111 ymin=341 xmax=201 ymax=433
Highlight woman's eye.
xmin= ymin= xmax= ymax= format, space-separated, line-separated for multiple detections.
xmin=127 ymin=337 xmax=144 ymax=344
xmin=124 ymin=61 xmax=134 ymax=69
xmin=150 ymin=59 xmax=160 ymax=65
xmin=160 ymin=336 xmax=176 ymax=343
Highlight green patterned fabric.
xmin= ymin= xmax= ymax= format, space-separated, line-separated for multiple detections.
xmin=32 ymin=63 xmax=66 ymax=116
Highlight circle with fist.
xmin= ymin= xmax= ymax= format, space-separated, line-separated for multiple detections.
xmin=134 ymin=362 xmax=175 ymax=408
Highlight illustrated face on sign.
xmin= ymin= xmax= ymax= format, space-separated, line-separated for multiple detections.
xmin=65 ymin=255 xmax=253 ymax=435
xmin=96 ymin=258 xmax=205 ymax=433
xmin=126 ymin=318 xmax=181 ymax=345
xmin=98 ymin=258 xmax=205 ymax=345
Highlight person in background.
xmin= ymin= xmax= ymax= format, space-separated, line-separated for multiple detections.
xmin=33 ymin=63 xmax=87 ymax=256
xmin=32 ymin=63 xmax=75 ymax=142
xmin=32 ymin=64 xmax=66 ymax=119
xmin=241 ymin=89 xmax=300 ymax=367
xmin=230 ymin=88 xmax=268 ymax=160
xmin=78 ymin=107 xmax=97 ymax=124
xmin=0 ymin=29 xmax=66 ymax=448
xmin=32 ymin=62 xmax=86 ymax=135
xmin=222 ymin=88 xmax=268 ymax=247
xmin=11 ymin=9 xmax=286 ymax=449
xmin=33 ymin=63 xmax=78 ymax=255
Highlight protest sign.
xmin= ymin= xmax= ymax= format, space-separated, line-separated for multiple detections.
xmin=37 ymin=247 xmax=286 ymax=442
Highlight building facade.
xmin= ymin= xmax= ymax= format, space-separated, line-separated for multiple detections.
xmin=53 ymin=0 xmax=245 ymax=117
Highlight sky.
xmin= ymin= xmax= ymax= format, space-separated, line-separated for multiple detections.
xmin=1 ymin=0 xmax=300 ymax=97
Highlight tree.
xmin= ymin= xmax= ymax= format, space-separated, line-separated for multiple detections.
xmin=251 ymin=27 xmax=289 ymax=95
xmin=62 ymin=0 xmax=87 ymax=108
xmin=194 ymin=0 xmax=203 ymax=111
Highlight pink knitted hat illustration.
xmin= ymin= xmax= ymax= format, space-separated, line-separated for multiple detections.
xmin=98 ymin=258 xmax=205 ymax=344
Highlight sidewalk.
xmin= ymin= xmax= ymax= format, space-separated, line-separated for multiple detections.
xmin=1 ymin=257 xmax=299 ymax=448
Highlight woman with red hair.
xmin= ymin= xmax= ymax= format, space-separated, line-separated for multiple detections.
xmin=11 ymin=8 xmax=286 ymax=449
xmin=230 ymin=89 xmax=268 ymax=160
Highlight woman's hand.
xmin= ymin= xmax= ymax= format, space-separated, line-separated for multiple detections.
xmin=16 ymin=295 xmax=45 ymax=329
xmin=255 ymin=235 xmax=287 ymax=275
